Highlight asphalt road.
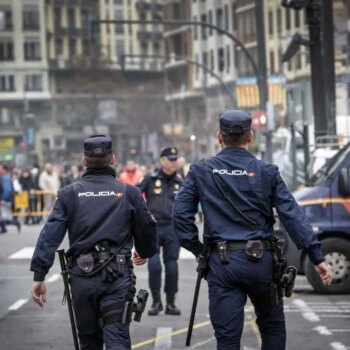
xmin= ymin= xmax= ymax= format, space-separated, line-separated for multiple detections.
xmin=0 ymin=223 xmax=349 ymax=350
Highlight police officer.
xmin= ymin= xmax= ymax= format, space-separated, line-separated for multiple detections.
xmin=173 ymin=110 xmax=333 ymax=350
xmin=137 ymin=147 xmax=182 ymax=316
xmin=30 ymin=135 xmax=157 ymax=350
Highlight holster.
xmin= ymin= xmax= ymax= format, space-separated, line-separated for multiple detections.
xmin=76 ymin=253 xmax=94 ymax=273
xmin=217 ymin=241 xmax=230 ymax=264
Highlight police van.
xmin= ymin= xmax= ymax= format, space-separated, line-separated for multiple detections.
xmin=276 ymin=141 xmax=350 ymax=294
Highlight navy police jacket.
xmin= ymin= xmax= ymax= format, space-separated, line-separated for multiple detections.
xmin=137 ymin=169 xmax=182 ymax=222
xmin=173 ymin=147 xmax=324 ymax=264
xmin=31 ymin=168 xmax=157 ymax=281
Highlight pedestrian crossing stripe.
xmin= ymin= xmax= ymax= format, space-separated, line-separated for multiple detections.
xmin=9 ymin=247 xmax=35 ymax=259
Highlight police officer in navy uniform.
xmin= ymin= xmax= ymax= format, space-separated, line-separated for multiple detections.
xmin=137 ymin=147 xmax=182 ymax=316
xmin=173 ymin=110 xmax=333 ymax=350
xmin=30 ymin=135 xmax=157 ymax=350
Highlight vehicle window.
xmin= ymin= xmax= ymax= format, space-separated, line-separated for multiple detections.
xmin=310 ymin=142 xmax=350 ymax=185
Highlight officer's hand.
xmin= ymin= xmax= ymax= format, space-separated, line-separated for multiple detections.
xmin=133 ymin=251 xmax=147 ymax=266
xmin=314 ymin=262 xmax=333 ymax=286
xmin=31 ymin=281 xmax=47 ymax=307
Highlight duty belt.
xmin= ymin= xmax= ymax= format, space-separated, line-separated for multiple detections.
xmin=210 ymin=240 xmax=275 ymax=252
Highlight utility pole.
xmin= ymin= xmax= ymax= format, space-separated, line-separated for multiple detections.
xmin=255 ymin=0 xmax=272 ymax=163
xmin=282 ymin=0 xmax=337 ymax=139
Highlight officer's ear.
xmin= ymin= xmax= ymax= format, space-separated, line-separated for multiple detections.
xmin=111 ymin=154 xmax=116 ymax=165
xmin=82 ymin=155 xmax=88 ymax=167
xmin=247 ymin=130 xmax=254 ymax=144
xmin=217 ymin=131 xmax=224 ymax=147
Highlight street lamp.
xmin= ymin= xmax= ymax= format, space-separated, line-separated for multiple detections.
xmin=90 ymin=14 xmax=271 ymax=160
xmin=120 ymin=53 xmax=236 ymax=105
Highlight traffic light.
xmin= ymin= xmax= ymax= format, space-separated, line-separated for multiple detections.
xmin=281 ymin=0 xmax=309 ymax=10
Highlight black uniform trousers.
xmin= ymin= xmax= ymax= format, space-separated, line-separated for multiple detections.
xmin=148 ymin=222 xmax=180 ymax=295
xmin=207 ymin=249 xmax=286 ymax=350
xmin=69 ymin=264 xmax=133 ymax=350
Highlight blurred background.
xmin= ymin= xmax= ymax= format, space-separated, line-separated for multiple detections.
xmin=0 ymin=0 xmax=349 ymax=191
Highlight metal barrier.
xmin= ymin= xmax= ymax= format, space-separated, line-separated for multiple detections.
xmin=11 ymin=190 xmax=57 ymax=217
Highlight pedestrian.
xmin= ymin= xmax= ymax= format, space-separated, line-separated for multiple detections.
xmin=38 ymin=163 xmax=61 ymax=220
xmin=137 ymin=147 xmax=183 ymax=316
xmin=173 ymin=110 xmax=333 ymax=350
xmin=119 ymin=160 xmax=145 ymax=186
xmin=30 ymin=134 xmax=157 ymax=350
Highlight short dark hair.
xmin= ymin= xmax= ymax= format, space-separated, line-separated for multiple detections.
xmin=221 ymin=132 xmax=249 ymax=147
xmin=84 ymin=154 xmax=113 ymax=168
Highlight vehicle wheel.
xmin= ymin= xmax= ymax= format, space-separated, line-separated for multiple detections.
xmin=305 ymin=238 xmax=350 ymax=294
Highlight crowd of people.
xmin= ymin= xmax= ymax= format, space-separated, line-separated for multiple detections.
xmin=0 ymin=157 xmax=190 ymax=234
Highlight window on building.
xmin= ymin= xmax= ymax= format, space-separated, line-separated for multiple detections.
xmin=0 ymin=9 xmax=12 ymax=30
xmin=285 ymin=9 xmax=291 ymax=30
xmin=0 ymin=75 xmax=14 ymax=91
xmin=210 ymin=49 xmax=214 ymax=71
xmin=295 ymin=11 xmax=300 ymax=27
xmin=202 ymin=51 xmax=208 ymax=80
xmin=216 ymin=8 xmax=223 ymax=34
xmin=277 ymin=8 xmax=282 ymax=33
xmin=296 ymin=53 xmax=302 ymax=69
xmin=68 ymin=8 xmax=75 ymax=28
xmin=54 ymin=7 xmax=62 ymax=27
xmin=208 ymin=11 xmax=213 ymax=36
xmin=193 ymin=16 xmax=198 ymax=40
xmin=116 ymin=40 xmax=124 ymax=60
xmin=115 ymin=10 xmax=124 ymax=33
xmin=25 ymin=74 xmax=43 ymax=91
xmin=0 ymin=41 xmax=13 ymax=60
xmin=23 ymin=7 xmax=39 ymax=30
xmin=55 ymin=38 xmax=63 ymax=55
xmin=24 ymin=40 xmax=40 ymax=60
xmin=224 ymin=4 xmax=229 ymax=31
xmin=69 ymin=38 xmax=76 ymax=56
xmin=270 ymin=51 xmax=275 ymax=74
xmin=268 ymin=11 xmax=273 ymax=35
xmin=195 ymin=53 xmax=199 ymax=79
xmin=218 ymin=48 xmax=224 ymax=72
xmin=201 ymin=14 xmax=207 ymax=39
xmin=141 ymin=42 xmax=147 ymax=56
xmin=153 ymin=42 xmax=160 ymax=56
xmin=226 ymin=45 xmax=231 ymax=73
xmin=232 ymin=3 xmax=236 ymax=31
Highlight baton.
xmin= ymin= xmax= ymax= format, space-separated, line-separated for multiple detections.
xmin=57 ymin=249 xmax=80 ymax=350
xmin=186 ymin=235 xmax=210 ymax=346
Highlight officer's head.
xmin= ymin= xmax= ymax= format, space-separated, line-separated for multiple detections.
xmin=217 ymin=109 xmax=253 ymax=148
xmin=82 ymin=134 xmax=116 ymax=168
xmin=159 ymin=147 xmax=178 ymax=175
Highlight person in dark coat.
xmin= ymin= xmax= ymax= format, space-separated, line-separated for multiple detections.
xmin=30 ymin=135 xmax=157 ymax=350
xmin=173 ymin=110 xmax=333 ymax=350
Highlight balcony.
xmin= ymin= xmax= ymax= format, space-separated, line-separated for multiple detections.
xmin=136 ymin=2 xmax=150 ymax=12
xmin=23 ymin=24 xmax=40 ymax=31
xmin=137 ymin=30 xmax=163 ymax=42
xmin=55 ymin=26 xmax=68 ymax=36
xmin=68 ymin=27 xmax=81 ymax=36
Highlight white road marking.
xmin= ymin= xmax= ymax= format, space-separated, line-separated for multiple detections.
xmin=314 ymin=325 xmax=332 ymax=335
xmin=154 ymin=327 xmax=172 ymax=350
xmin=47 ymin=273 xmax=61 ymax=283
xmin=179 ymin=248 xmax=195 ymax=259
xmin=9 ymin=247 xmax=35 ymax=259
xmin=8 ymin=299 xmax=29 ymax=311
xmin=188 ymin=336 xmax=216 ymax=349
xmin=330 ymin=342 xmax=349 ymax=350
xmin=292 ymin=298 xmax=320 ymax=322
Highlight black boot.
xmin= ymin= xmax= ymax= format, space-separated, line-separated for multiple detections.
xmin=165 ymin=293 xmax=181 ymax=315
xmin=148 ymin=289 xmax=163 ymax=316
